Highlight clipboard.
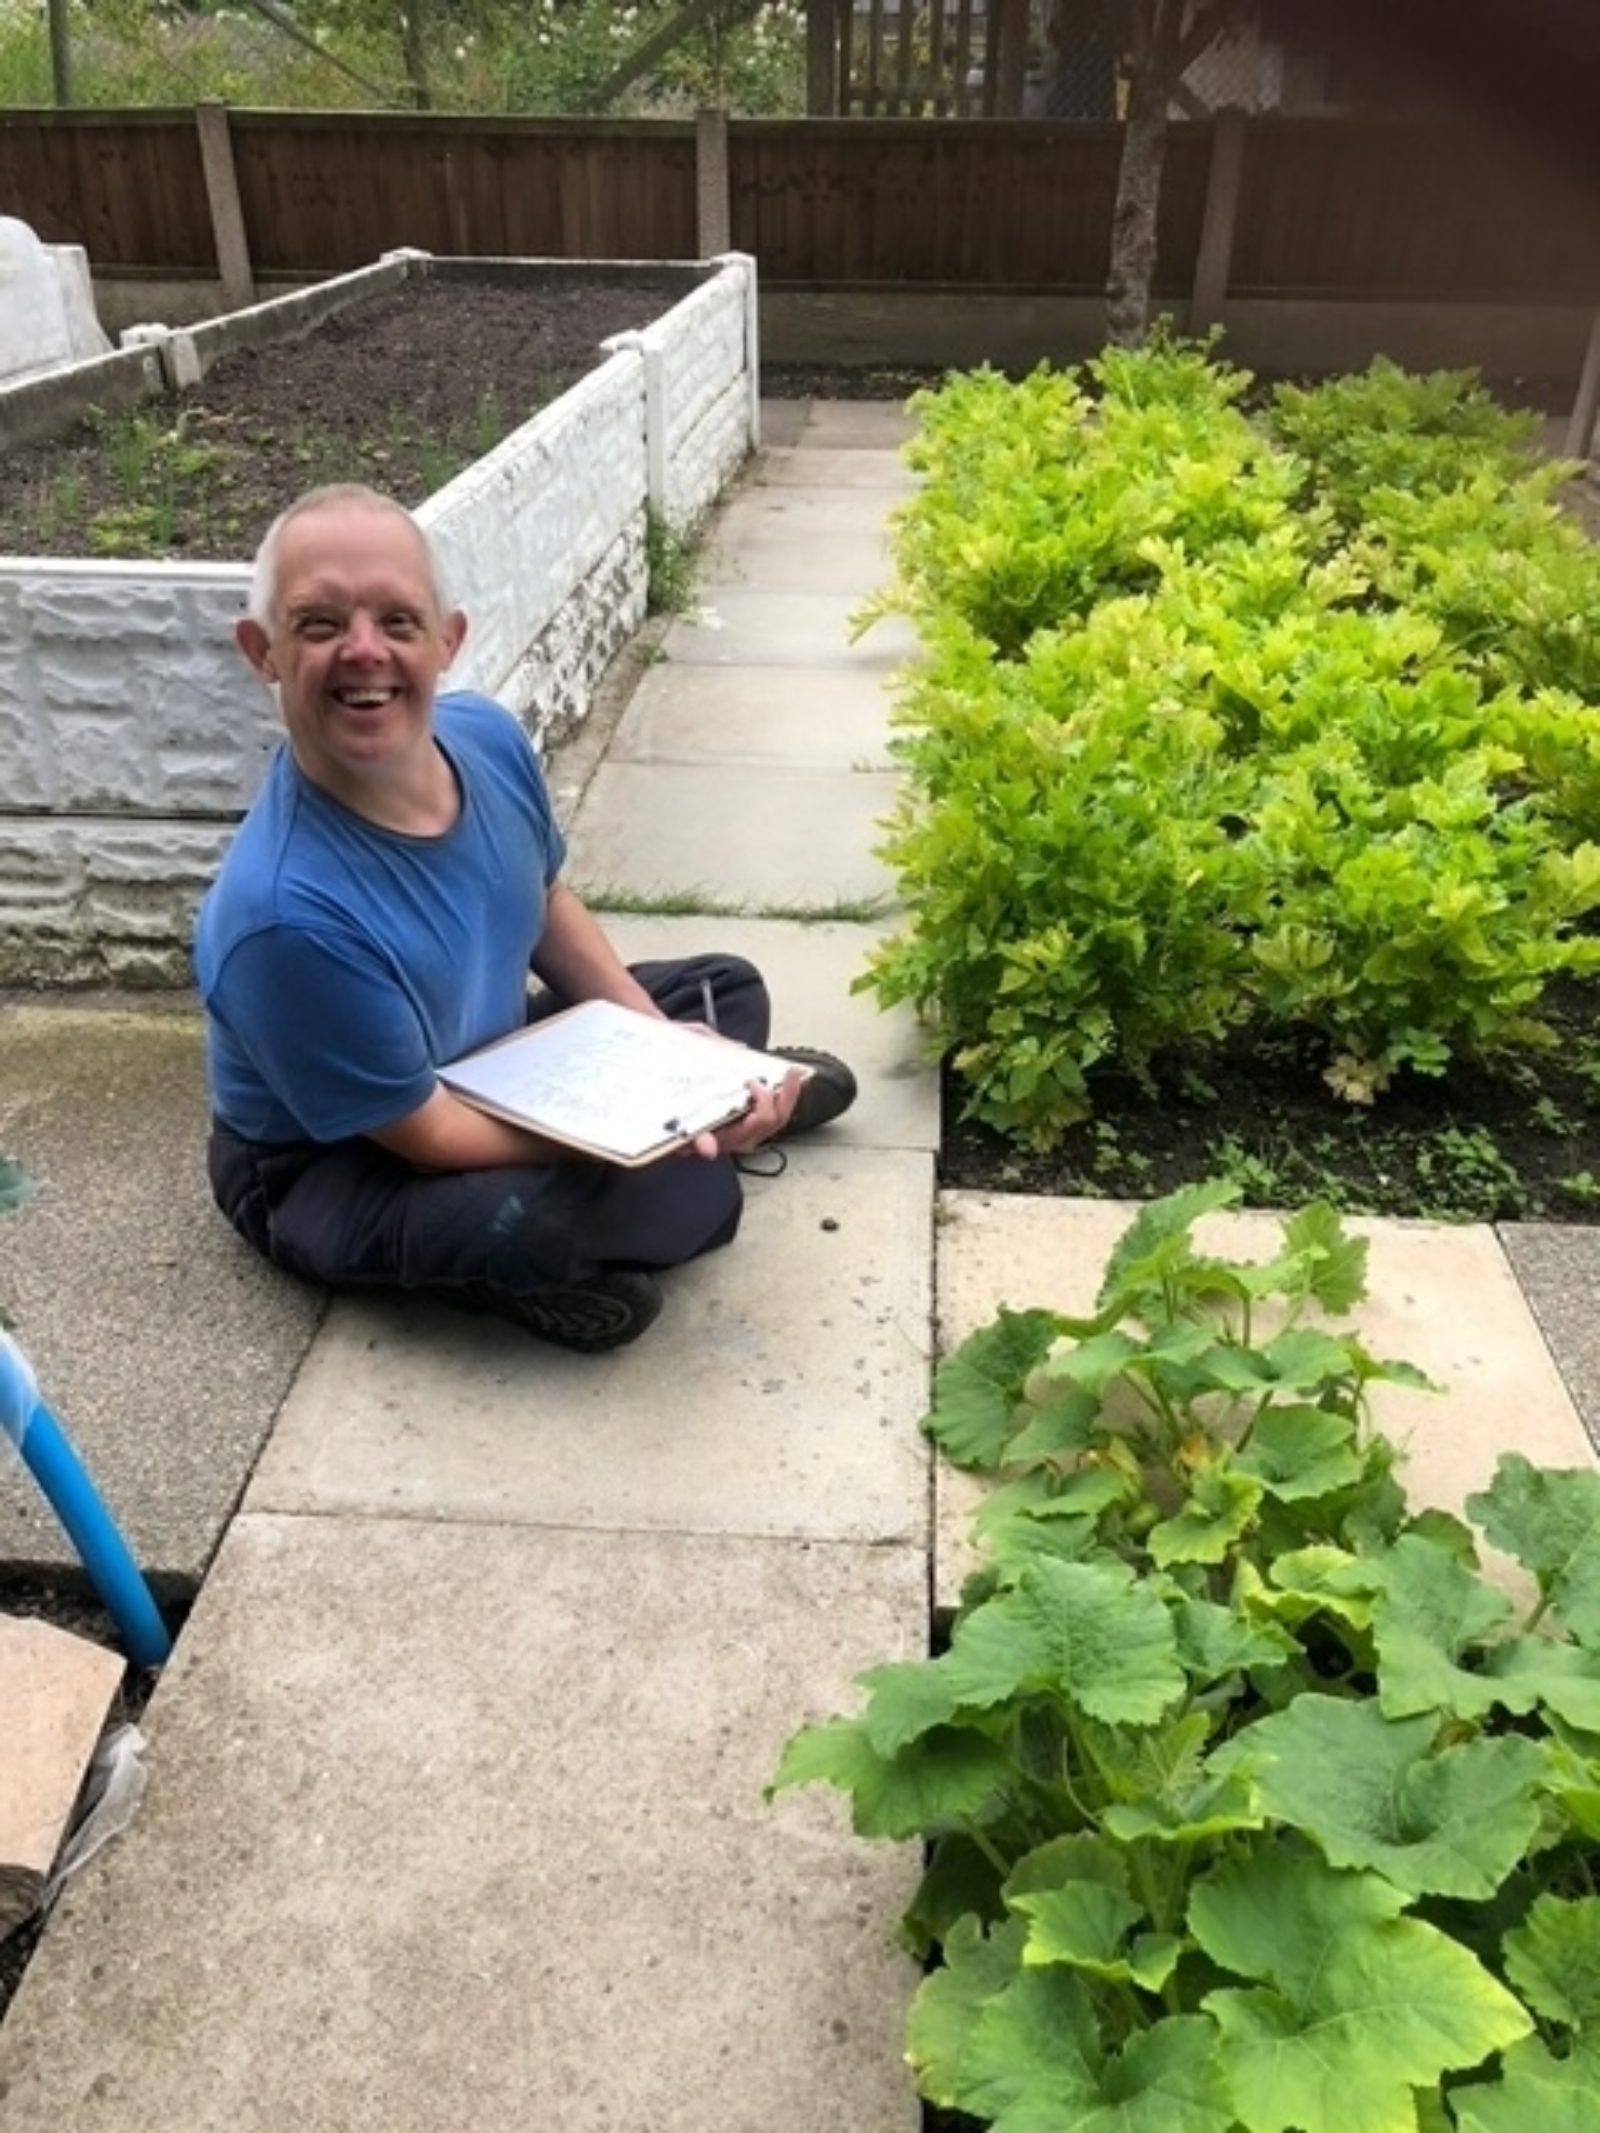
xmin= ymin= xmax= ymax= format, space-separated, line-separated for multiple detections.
xmin=438 ymin=999 xmax=812 ymax=1167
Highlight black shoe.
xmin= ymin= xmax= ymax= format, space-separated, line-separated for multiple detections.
xmin=770 ymin=1047 xmax=858 ymax=1139
xmin=493 ymin=1269 xmax=664 ymax=1354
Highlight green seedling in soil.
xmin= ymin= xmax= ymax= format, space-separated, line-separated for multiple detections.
xmin=645 ymin=510 xmax=698 ymax=617
xmin=772 ymin=1181 xmax=1600 ymax=2133
xmin=1558 ymin=1170 xmax=1600 ymax=1206
xmin=1414 ymin=1125 xmax=1536 ymax=1221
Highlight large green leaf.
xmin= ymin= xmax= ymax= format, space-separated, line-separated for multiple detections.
xmin=1221 ymin=1694 xmax=1545 ymax=1899
xmin=1452 ymin=2034 xmax=1600 ymax=2133
xmin=1170 ymin=1593 xmax=1300 ymax=1684
xmin=1503 ymin=1893 xmax=1600 ymax=2030
xmin=1485 ymin=1636 xmax=1600 ymax=1732
xmin=1192 ymin=1850 xmax=1532 ymax=2133
xmin=1256 ymin=1545 xmax=1385 ymax=1631
xmin=1468 ymin=1455 xmax=1600 ymax=1643
xmin=1095 ymin=1180 xmax=1243 ymax=1313
xmin=768 ymin=1716 xmax=1012 ymax=1839
xmin=862 ymin=1559 xmax=1181 ymax=1749
xmin=961 ymin=1984 xmax=1235 ymax=2133
xmin=1204 ymin=1329 xmax=1359 ymax=1396
xmin=1234 ymin=1405 xmax=1366 ymax=1503
xmin=1280 ymin=1201 xmax=1369 ymax=1314
xmin=1149 ymin=1467 xmax=1265 ymax=1568
xmin=930 ymin=1309 xmax=1066 ymax=1468
xmin=907 ymin=1914 xmax=1030 ymax=2108
xmin=1370 ymin=1532 xmax=1513 ymax=1720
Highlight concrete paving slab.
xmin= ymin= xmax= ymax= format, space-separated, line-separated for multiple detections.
xmin=701 ymin=485 xmax=898 ymax=595
xmin=755 ymin=447 xmax=918 ymax=491
xmin=0 ymin=1001 xmax=323 ymax=1586
xmin=249 ymin=1145 xmax=934 ymax=1541
xmin=566 ymin=762 xmax=899 ymax=911
xmin=599 ymin=915 xmax=938 ymax=1154
xmin=0 ymin=1513 xmax=924 ymax=2132
xmin=1499 ymin=1222 xmax=1600 ymax=1453
xmin=800 ymin=402 xmax=917 ymax=450
xmin=606 ymin=662 xmax=897 ymax=771
xmin=933 ymin=1194 xmax=1596 ymax=1612
xmin=668 ymin=589 xmax=919 ymax=670
xmin=758 ymin=399 xmax=808 ymax=447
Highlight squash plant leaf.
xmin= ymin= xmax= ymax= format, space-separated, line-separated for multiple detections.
xmin=1484 ymin=1636 xmax=1600 ymax=1732
xmin=1234 ymin=1405 xmax=1366 ymax=1504
xmin=1370 ymin=1531 xmax=1514 ymax=1720
xmin=929 ymin=1309 xmax=1067 ymax=1469
xmin=1223 ymin=1693 xmax=1546 ymax=1899
xmin=1170 ymin=1592 xmax=1299 ymax=1685
xmin=907 ymin=1913 xmax=1032 ymax=2109
xmin=1149 ymin=1467 xmax=1264 ymax=1567
xmin=1502 ymin=1893 xmax=1600 ymax=2031
xmin=1095 ymin=1180 xmax=1241 ymax=1312
xmin=1452 ymin=2034 xmax=1600 ymax=2133
xmin=767 ymin=1716 xmax=1012 ymax=1840
xmin=1279 ymin=1201 xmax=1369 ymax=1315
xmin=1468 ymin=1455 xmax=1600 ymax=1644
xmin=0 ymin=1158 xmax=33 ymax=1215
xmin=961 ymin=1981 xmax=1233 ymax=2133
xmin=1192 ymin=1850 xmax=1532 ymax=2133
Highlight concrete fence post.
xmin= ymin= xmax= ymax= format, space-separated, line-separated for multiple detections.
xmin=604 ymin=330 xmax=667 ymax=520
xmin=1190 ymin=104 xmax=1248 ymax=335
xmin=714 ymin=250 xmax=761 ymax=452
xmin=195 ymin=102 xmax=255 ymax=313
xmin=1565 ymin=304 xmax=1600 ymax=462
xmin=695 ymin=107 xmax=731 ymax=259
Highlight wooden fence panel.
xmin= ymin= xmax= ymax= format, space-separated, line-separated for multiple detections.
xmin=731 ymin=119 xmax=1207 ymax=292
xmin=228 ymin=116 xmax=697 ymax=273
xmin=0 ymin=112 xmax=211 ymax=271
xmin=1234 ymin=118 xmax=1600 ymax=302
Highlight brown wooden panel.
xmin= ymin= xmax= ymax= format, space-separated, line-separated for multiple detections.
xmin=0 ymin=113 xmax=209 ymax=270
xmin=229 ymin=117 xmax=694 ymax=272
xmin=1233 ymin=117 xmax=1600 ymax=302
xmin=729 ymin=120 xmax=1125 ymax=288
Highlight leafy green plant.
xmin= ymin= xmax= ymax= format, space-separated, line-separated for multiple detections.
xmin=859 ymin=342 xmax=1600 ymax=1147
xmin=645 ymin=510 xmax=698 ymax=616
xmin=0 ymin=1157 xmax=32 ymax=1332
xmin=772 ymin=1184 xmax=1600 ymax=2131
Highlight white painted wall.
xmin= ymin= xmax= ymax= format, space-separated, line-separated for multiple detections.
xmin=0 ymin=256 xmax=756 ymax=985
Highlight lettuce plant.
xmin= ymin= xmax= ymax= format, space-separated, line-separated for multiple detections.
xmin=772 ymin=1184 xmax=1600 ymax=2130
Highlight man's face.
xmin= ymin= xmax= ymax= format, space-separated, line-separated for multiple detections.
xmin=236 ymin=501 xmax=466 ymax=794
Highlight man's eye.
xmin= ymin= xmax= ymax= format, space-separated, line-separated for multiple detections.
xmin=384 ymin=614 xmax=421 ymax=636
xmin=296 ymin=617 xmax=339 ymax=639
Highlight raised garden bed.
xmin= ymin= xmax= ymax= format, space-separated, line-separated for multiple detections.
xmin=0 ymin=248 xmax=759 ymax=987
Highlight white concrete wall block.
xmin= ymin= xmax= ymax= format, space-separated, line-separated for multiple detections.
xmin=423 ymin=349 xmax=649 ymax=716
xmin=0 ymin=563 xmax=264 ymax=813
xmin=652 ymin=275 xmax=747 ymax=465
xmin=0 ymin=820 xmax=232 ymax=984
xmin=493 ymin=518 xmax=648 ymax=739
xmin=664 ymin=377 xmax=752 ymax=532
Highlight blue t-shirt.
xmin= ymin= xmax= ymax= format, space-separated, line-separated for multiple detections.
xmin=195 ymin=692 xmax=566 ymax=1144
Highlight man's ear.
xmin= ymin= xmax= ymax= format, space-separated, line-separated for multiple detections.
xmin=442 ymin=609 xmax=467 ymax=665
xmin=236 ymin=616 xmax=277 ymax=680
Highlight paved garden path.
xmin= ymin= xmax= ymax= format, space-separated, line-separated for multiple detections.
xmin=2 ymin=401 xmax=1600 ymax=2129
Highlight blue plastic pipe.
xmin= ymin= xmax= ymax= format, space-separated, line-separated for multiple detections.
xmin=0 ymin=1336 xmax=172 ymax=1670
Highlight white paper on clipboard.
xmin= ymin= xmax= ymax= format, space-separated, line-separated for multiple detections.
xmin=438 ymin=999 xmax=806 ymax=1165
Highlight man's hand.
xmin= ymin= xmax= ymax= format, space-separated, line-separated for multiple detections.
xmin=683 ymin=1068 xmax=805 ymax=1162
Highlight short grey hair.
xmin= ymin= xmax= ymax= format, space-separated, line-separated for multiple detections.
xmin=246 ymin=484 xmax=451 ymax=624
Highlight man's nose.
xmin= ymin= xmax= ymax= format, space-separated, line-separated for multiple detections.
xmin=341 ymin=613 xmax=386 ymax=662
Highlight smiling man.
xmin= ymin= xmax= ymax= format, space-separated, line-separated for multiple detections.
xmin=194 ymin=484 xmax=855 ymax=1352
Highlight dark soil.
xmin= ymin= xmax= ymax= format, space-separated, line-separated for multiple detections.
xmin=0 ymin=276 xmax=691 ymax=560
xmin=940 ymin=979 xmax=1600 ymax=1224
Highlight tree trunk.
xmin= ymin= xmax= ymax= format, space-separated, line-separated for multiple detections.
xmin=1104 ymin=0 xmax=1184 ymax=346
xmin=400 ymin=0 xmax=432 ymax=110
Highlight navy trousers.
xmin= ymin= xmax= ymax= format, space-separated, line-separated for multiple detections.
xmin=207 ymin=954 xmax=769 ymax=1306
